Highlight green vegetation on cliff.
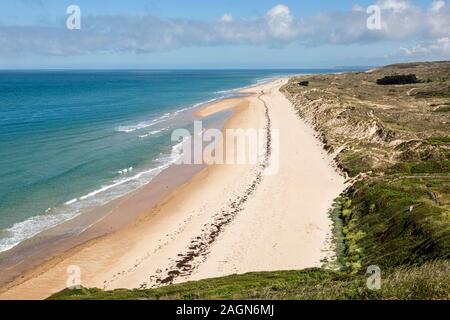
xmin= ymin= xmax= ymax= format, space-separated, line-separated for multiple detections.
xmin=282 ymin=61 xmax=450 ymax=297
xmin=336 ymin=177 xmax=450 ymax=274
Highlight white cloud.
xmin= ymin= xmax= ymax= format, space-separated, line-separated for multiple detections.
xmin=265 ymin=4 xmax=296 ymax=40
xmin=397 ymin=37 xmax=450 ymax=56
xmin=266 ymin=4 xmax=291 ymax=17
xmin=377 ymin=0 xmax=411 ymax=13
xmin=426 ymin=1 xmax=450 ymax=37
xmin=0 ymin=2 xmax=448 ymax=58
xmin=379 ymin=2 xmax=422 ymax=39
xmin=220 ymin=13 xmax=233 ymax=22
xmin=430 ymin=0 xmax=446 ymax=12
xmin=352 ymin=4 xmax=364 ymax=12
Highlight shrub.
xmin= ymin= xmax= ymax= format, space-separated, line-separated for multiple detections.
xmin=376 ymin=74 xmax=418 ymax=85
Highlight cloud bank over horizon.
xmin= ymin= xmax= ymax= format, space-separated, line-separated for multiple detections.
xmin=0 ymin=0 xmax=449 ymax=61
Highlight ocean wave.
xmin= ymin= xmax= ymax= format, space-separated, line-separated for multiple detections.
xmin=116 ymin=98 xmax=220 ymax=134
xmin=117 ymin=167 xmax=133 ymax=174
xmin=65 ymin=198 xmax=78 ymax=205
xmin=116 ymin=107 xmax=193 ymax=134
xmin=0 ymin=209 xmax=77 ymax=253
xmin=138 ymin=127 xmax=169 ymax=139
xmin=115 ymin=117 xmax=166 ymax=133
xmin=0 ymin=141 xmax=185 ymax=253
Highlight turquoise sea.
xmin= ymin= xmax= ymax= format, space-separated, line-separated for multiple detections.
xmin=0 ymin=69 xmax=339 ymax=252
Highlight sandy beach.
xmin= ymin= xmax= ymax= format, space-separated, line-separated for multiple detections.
xmin=0 ymin=78 xmax=345 ymax=300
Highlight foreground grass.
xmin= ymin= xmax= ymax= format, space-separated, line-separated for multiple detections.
xmin=337 ymin=176 xmax=450 ymax=274
xmin=50 ymin=261 xmax=450 ymax=300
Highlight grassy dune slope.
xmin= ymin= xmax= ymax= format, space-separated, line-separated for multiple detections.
xmin=51 ymin=261 xmax=449 ymax=300
xmin=282 ymin=62 xmax=450 ymax=277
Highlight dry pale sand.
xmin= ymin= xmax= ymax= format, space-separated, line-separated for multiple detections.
xmin=190 ymin=79 xmax=345 ymax=280
xmin=0 ymin=78 xmax=345 ymax=300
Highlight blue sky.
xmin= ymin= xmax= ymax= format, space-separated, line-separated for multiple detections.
xmin=0 ymin=0 xmax=448 ymax=68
